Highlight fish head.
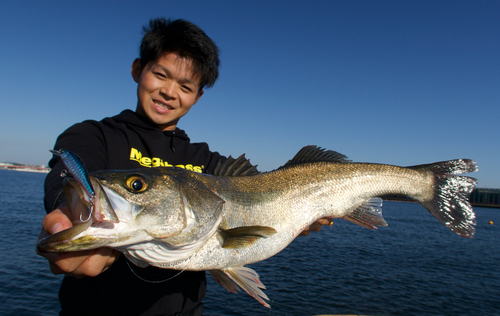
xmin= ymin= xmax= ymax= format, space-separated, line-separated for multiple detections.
xmin=91 ymin=169 xmax=189 ymax=233
xmin=38 ymin=168 xmax=225 ymax=254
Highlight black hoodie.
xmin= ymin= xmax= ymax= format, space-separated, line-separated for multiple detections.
xmin=44 ymin=110 xmax=226 ymax=316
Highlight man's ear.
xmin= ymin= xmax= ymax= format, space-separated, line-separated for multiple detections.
xmin=194 ymin=89 xmax=204 ymax=104
xmin=131 ymin=58 xmax=142 ymax=83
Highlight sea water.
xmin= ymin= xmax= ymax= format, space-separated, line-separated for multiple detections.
xmin=0 ymin=168 xmax=498 ymax=316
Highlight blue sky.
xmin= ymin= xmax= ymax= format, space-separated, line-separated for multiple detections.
xmin=1 ymin=1 xmax=499 ymax=188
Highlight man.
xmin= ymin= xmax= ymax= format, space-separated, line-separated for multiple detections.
xmin=38 ymin=18 xmax=329 ymax=316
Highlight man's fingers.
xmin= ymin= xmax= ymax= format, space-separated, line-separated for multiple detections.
xmin=70 ymin=248 xmax=119 ymax=277
xmin=299 ymin=217 xmax=333 ymax=236
xmin=40 ymin=206 xmax=72 ymax=239
xmin=316 ymin=218 xmax=332 ymax=226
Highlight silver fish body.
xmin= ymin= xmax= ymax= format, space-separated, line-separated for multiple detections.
xmin=38 ymin=146 xmax=478 ymax=307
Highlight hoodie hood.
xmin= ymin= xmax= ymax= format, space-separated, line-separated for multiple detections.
xmin=112 ymin=110 xmax=190 ymax=149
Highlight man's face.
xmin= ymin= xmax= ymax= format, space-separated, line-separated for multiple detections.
xmin=132 ymin=53 xmax=204 ymax=131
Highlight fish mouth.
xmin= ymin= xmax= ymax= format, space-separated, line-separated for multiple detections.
xmin=62 ymin=177 xmax=119 ymax=225
xmin=37 ymin=177 xmax=135 ymax=253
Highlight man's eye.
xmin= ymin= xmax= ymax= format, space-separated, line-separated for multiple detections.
xmin=154 ymin=72 xmax=166 ymax=78
xmin=181 ymin=85 xmax=192 ymax=92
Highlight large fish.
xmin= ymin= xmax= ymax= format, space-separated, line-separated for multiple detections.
xmin=37 ymin=146 xmax=478 ymax=307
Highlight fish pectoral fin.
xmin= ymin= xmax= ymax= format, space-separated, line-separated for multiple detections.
xmin=218 ymin=226 xmax=277 ymax=249
xmin=343 ymin=197 xmax=388 ymax=229
xmin=219 ymin=217 xmax=230 ymax=230
xmin=209 ymin=267 xmax=270 ymax=308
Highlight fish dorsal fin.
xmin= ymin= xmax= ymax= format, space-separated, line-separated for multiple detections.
xmin=209 ymin=267 xmax=270 ymax=308
xmin=213 ymin=155 xmax=259 ymax=176
xmin=343 ymin=197 xmax=388 ymax=229
xmin=280 ymin=145 xmax=351 ymax=169
xmin=218 ymin=226 xmax=277 ymax=249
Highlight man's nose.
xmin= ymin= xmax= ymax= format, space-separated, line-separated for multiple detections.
xmin=159 ymin=81 xmax=176 ymax=99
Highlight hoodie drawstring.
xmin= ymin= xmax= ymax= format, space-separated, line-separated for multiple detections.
xmin=170 ymin=131 xmax=176 ymax=153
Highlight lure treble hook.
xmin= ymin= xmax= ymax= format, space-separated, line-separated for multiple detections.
xmin=50 ymin=149 xmax=96 ymax=223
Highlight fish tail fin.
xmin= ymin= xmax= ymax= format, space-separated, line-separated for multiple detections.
xmin=410 ymin=159 xmax=478 ymax=238
xmin=209 ymin=267 xmax=270 ymax=308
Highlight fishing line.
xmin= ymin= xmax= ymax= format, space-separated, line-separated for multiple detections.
xmin=268 ymin=262 xmax=289 ymax=315
xmin=126 ymin=259 xmax=186 ymax=283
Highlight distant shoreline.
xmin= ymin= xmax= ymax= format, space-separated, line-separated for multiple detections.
xmin=1 ymin=168 xmax=50 ymax=174
xmin=0 ymin=164 xmax=50 ymax=174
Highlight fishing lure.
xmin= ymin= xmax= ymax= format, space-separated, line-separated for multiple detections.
xmin=50 ymin=148 xmax=95 ymax=222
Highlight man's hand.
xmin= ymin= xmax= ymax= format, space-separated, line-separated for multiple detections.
xmin=299 ymin=217 xmax=333 ymax=236
xmin=36 ymin=203 xmax=120 ymax=278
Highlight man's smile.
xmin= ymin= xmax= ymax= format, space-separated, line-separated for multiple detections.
xmin=153 ymin=100 xmax=174 ymax=111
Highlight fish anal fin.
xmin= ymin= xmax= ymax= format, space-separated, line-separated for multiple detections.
xmin=343 ymin=197 xmax=387 ymax=229
xmin=210 ymin=267 xmax=270 ymax=308
xmin=219 ymin=226 xmax=277 ymax=249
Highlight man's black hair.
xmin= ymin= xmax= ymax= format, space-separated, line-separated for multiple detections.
xmin=140 ymin=18 xmax=220 ymax=89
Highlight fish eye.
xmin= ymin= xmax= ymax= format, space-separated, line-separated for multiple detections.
xmin=126 ymin=176 xmax=148 ymax=193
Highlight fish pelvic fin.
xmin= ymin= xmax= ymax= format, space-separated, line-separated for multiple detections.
xmin=218 ymin=226 xmax=277 ymax=249
xmin=343 ymin=197 xmax=387 ymax=229
xmin=412 ymin=159 xmax=478 ymax=238
xmin=209 ymin=267 xmax=270 ymax=308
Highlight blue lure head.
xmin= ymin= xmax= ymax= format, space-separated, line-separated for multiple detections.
xmin=50 ymin=148 xmax=95 ymax=222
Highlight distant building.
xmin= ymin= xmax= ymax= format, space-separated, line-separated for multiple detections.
xmin=470 ymin=188 xmax=500 ymax=208
xmin=382 ymin=188 xmax=500 ymax=208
